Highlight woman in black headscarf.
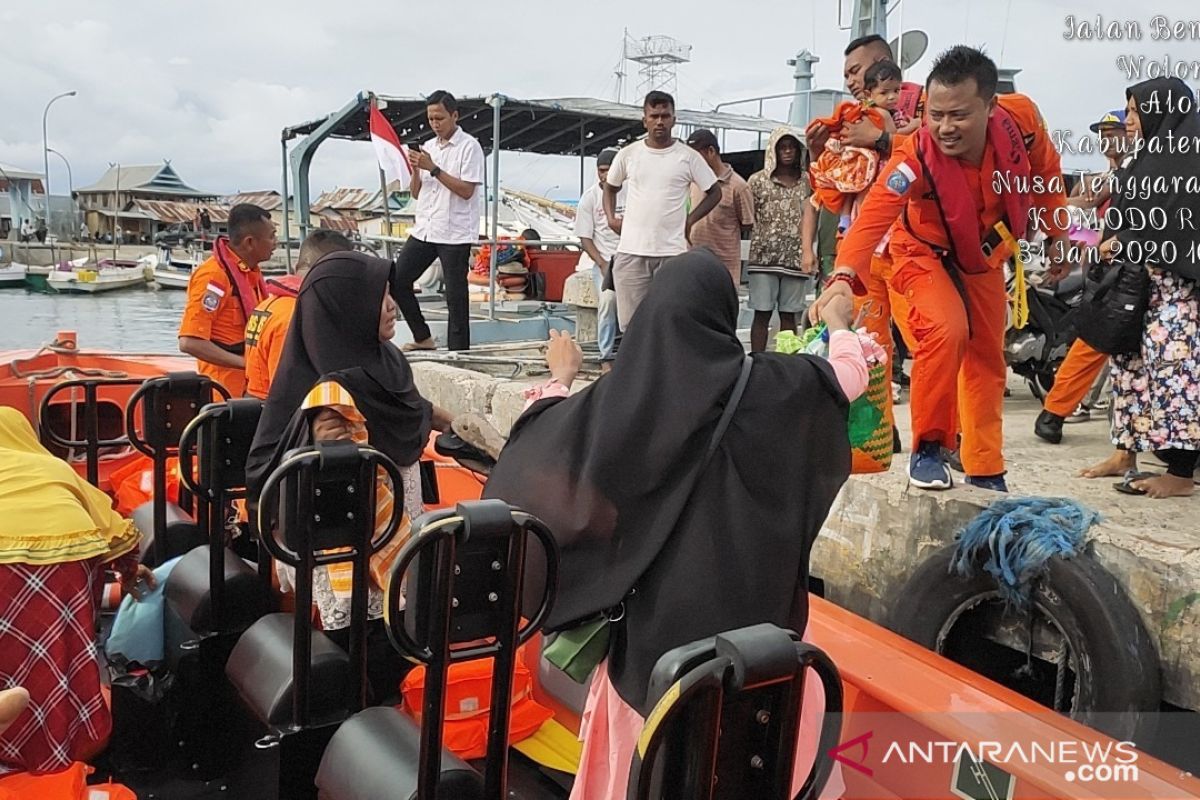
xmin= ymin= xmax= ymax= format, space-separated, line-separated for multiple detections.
xmin=247 ymin=252 xmax=434 ymax=495
xmin=246 ymin=251 xmax=438 ymax=700
xmin=485 ymin=249 xmax=867 ymax=799
xmin=1080 ymin=78 xmax=1200 ymax=498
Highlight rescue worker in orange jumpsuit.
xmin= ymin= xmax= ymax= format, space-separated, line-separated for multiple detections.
xmin=178 ymin=204 xmax=276 ymax=396
xmin=243 ymin=230 xmax=353 ymax=400
xmin=810 ymin=46 xmax=1071 ymax=491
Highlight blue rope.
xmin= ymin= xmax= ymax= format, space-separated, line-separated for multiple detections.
xmin=950 ymin=497 xmax=1100 ymax=606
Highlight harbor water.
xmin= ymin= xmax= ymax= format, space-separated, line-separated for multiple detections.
xmin=2 ymin=286 xmax=187 ymax=352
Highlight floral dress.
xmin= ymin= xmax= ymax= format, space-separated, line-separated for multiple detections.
xmin=1110 ymin=269 xmax=1200 ymax=452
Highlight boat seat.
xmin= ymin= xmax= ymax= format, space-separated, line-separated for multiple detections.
xmin=165 ymin=545 xmax=275 ymax=636
xmin=132 ymin=499 xmax=202 ymax=565
xmin=225 ymin=612 xmax=352 ymax=729
xmin=314 ymin=707 xmax=483 ymax=800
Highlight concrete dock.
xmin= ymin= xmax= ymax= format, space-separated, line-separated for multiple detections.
xmin=411 ymin=359 xmax=1200 ymax=713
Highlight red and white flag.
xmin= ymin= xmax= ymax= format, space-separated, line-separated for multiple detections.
xmin=369 ymin=100 xmax=411 ymax=191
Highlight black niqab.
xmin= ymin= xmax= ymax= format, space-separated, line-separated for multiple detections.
xmin=246 ymin=252 xmax=432 ymax=500
xmin=484 ymin=249 xmax=851 ymax=711
xmin=1118 ymin=77 xmax=1200 ymax=280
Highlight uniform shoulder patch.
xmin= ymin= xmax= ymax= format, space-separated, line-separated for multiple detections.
xmin=200 ymin=280 xmax=225 ymax=312
xmin=885 ymin=162 xmax=918 ymax=195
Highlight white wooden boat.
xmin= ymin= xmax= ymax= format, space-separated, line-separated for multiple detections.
xmin=47 ymin=259 xmax=150 ymax=294
xmin=0 ymin=263 xmax=27 ymax=288
xmin=153 ymin=266 xmax=193 ymax=289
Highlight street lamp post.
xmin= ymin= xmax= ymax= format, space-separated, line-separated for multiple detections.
xmin=42 ymin=90 xmax=77 ymax=232
xmin=542 ymin=184 xmax=560 ymax=199
xmin=109 ymin=162 xmax=121 ymax=260
xmin=47 ymin=149 xmax=75 ymax=240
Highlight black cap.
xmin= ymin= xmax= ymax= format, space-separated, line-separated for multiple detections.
xmin=685 ymin=129 xmax=720 ymax=152
xmin=597 ymin=148 xmax=619 ymax=167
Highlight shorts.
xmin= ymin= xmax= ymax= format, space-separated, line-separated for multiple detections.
xmin=748 ymin=272 xmax=810 ymax=313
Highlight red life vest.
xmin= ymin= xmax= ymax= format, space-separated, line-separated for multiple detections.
xmin=212 ymin=237 xmax=267 ymax=320
xmin=914 ymin=105 xmax=1033 ymax=274
xmin=265 ymin=273 xmax=302 ymax=298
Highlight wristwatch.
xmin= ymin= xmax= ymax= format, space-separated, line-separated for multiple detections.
xmin=874 ymin=130 xmax=891 ymax=154
xmin=430 ymin=166 xmax=442 ymax=179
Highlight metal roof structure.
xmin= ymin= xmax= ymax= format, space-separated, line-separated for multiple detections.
xmin=225 ymin=190 xmax=285 ymax=211
xmin=310 ymin=187 xmax=379 ymax=214
xmin=130 ymin=199 xmax=229 ymax=224
xmin=76 ymin=162 xmax=215 ymax=198
xmin=284 ymin=94 xmax=784 ymax=157
xmin=0 ymin=162 xmax=43 ymax=182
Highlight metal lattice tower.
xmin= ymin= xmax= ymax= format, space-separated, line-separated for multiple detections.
xmin=622 ymin=31 xmax=692 ymax=101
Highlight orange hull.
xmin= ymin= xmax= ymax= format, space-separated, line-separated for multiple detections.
xmin=808 ymin=596 xmax=1199 ymax=799
xmin=0 ymin=342 xmax=192 ymax=490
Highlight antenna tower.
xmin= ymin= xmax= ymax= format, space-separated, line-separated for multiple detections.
xmin=622 ymin=31 xmax=692 ymax=100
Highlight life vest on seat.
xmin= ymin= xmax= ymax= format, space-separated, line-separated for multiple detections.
xmin=0 ymin=763 xmax=135 ymax=800
xmin=399 ymin=641 xmax=553 ymax=761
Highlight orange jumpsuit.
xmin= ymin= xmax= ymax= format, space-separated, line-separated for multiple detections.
xmin=1043 ymin=338 xmax=1108 ymax=417
xmin=837 ymin=95 xmax=1068 ymax=476
xmin=177 ymin=255 xmax=264 ymax=397
xmin=244 ymin=294 xmax=297 ymax=400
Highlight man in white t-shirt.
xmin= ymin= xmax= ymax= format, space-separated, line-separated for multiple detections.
xmin=604 ymin=90 xmax=721 ymax=327
xmin=575 ymin=148 xmax=625 ymax=362
xmin=393 ymin=90 xmax=485 ymax=351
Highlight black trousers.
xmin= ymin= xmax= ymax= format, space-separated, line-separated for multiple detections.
xmin=1159 ymin=448 xmax=1199 ymax=479
xmin=393 ymin=236 xmax=472 ymax=351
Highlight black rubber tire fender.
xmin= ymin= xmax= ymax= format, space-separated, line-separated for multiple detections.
xmin=889 ymin=544 xmax=1162 ymax=743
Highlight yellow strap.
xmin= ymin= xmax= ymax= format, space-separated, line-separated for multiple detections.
xmin=996 ymin=222 xmax=1029 ymax=330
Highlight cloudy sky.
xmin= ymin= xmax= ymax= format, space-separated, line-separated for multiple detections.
xmin=2 ymin=0 xmax=1195 ymax=201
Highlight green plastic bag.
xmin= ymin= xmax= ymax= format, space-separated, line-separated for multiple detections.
xmin=543 ymin=616 xmax=611 ymax=684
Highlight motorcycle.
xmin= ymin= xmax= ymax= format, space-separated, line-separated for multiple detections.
xmin=1004 ymin=226 xmax=1090 ymax=400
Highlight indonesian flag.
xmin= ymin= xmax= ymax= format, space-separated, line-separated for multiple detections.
xmin=369 ymin=100 xmax=411 ymax=190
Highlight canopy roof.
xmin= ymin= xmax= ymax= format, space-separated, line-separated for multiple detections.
xmin=283 ymin=94 xmax=784 ymax=158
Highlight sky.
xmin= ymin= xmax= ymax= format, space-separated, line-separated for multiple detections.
xmin=2 ymin=0 xmax=1197 ymax=202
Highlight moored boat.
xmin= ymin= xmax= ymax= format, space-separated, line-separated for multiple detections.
xmin=0 ymin=262 xmax=27 ymax=288
xmin=46 ymin=259 xmax=151 ymax=294
xmin=152 ymin=265 xmax=192 ymax=289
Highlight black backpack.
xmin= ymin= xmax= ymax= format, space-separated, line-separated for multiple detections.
xmin=1074 ymin=261 xmax=1151 ymax=355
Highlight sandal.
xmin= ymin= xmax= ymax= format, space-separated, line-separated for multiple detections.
xmin=1113 ymin=470 xmax=1159 ymax=496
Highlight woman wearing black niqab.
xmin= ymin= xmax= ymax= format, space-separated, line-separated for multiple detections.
xmin=486 ymin=248 xmax=855 ymax=700
xmin=246 ymin=252 xmax=432 ymax=498
xmin=485 ymin=250 xmax=861 ymax=798
xmin=1080 ymin=78 xmax=1200 ymax=498
xmin=244 ymin=252 xmax=433 ymax=701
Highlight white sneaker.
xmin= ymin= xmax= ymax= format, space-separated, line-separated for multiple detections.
xmin=1065 ymin=405 xmax=1091 ymax=424
xmin=892 ymin=381 xmax=902 ymax=403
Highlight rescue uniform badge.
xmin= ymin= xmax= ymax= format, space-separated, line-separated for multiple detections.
xmin=202 ymin=281 xmax=225 ymax=312
xmin=886 ymin=163 xmax=917 ymax=195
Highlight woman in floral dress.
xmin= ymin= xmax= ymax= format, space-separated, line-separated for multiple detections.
xmin=1081 ymin=77 xmax=1200 ymax=498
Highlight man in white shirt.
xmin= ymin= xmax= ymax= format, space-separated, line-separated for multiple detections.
xmin=393 ymin=90 xmax=485 ymax=351
xmin=604 ymin=90 xmax=721 ymax=328
xmin=575 ymin=148 xmax=624 ymax=362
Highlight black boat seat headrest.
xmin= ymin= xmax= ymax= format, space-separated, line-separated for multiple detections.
xmin=315 ymin=707 xmax=483 ymax=800
xmin=164 ymin=545 xmax=276 ymax=635
xmin=225 ymin=612 xmax=351 ymax=728
xmin=132 ymin=500 xmax=202 ymax=567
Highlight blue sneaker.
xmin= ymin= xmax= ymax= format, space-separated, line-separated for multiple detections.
xmin=966 ymin=474 xmax=1009 ymax=492
xmin=908 ymin=441 xmax=952 ymax=490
